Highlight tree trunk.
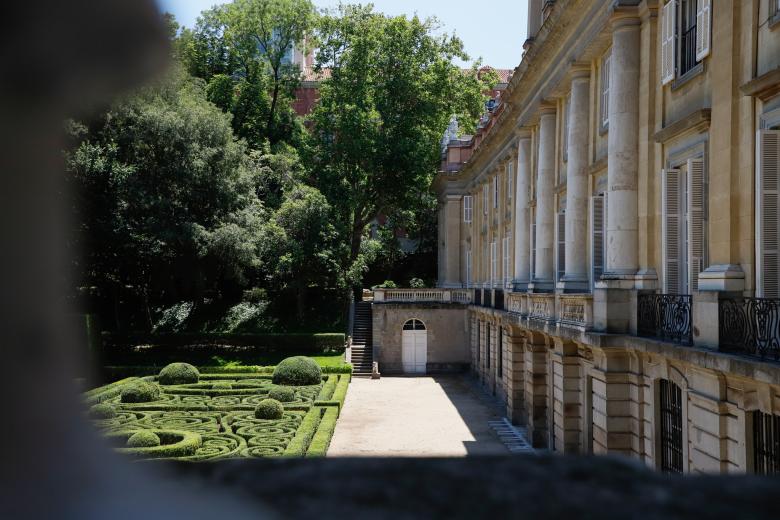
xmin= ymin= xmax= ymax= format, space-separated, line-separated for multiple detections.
xmin=267 ymin=73 xmax=280 ymax=139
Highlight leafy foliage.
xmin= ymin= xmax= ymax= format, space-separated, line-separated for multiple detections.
xmin=272 ymin=356 xmax=322 ymax=386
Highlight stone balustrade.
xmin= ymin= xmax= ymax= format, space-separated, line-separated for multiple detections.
xmin=504 ymin=291 xmax=593 ymax=331
xmin=373 ymin=288 xmax=473 ymax=304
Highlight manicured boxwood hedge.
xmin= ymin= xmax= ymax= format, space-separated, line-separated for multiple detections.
xmin=103 ymin=333 xmax=346 ymax=352
xmin=305 ymin=407 xmax=339 ymax=457
xmin=283 ymin=407 xmax=322 ymax=457
xmin=101 ymin=363 xmax=352 ymax=381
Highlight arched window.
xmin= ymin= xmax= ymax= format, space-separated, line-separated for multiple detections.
xmin=403 ymin=319 xmax=426 ymax=331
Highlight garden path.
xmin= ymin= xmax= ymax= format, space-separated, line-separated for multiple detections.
xmin=328 ymin=375 xmax=508 ymax=457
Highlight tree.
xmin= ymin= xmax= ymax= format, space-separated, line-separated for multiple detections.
xmin=309 ymin=5 xmax=493 ymax=293
xmin=269 ymin=184 xmax=339 ymax=321
xmin=66 ymin=66 xmax=268 ymax=325
xmin=224 ymin=0 xmax=316 ymax=141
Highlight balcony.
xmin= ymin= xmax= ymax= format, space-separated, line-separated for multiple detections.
xmin=558 ymin=295 xmax=593 ymax=331
xmin=373 ymin=288 xmax=473 ymax=304
xmin=528 ymin=293 xmax=556 ymax=322
xmin=719 ymin=297 xmax=780 ymax=361
xmin=637 ymin=294 xmax=693 ymax=346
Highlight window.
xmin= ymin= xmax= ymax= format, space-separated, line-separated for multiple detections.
xmin=483 ymin=184 xmax=489 ymax=215
xmin=752 ymin=411 xmax=780 ymax=475
xmin=503 ymin=235 xmax=511 ymax=286
xmin=563 ymin=94 xmax=571 ymax=160
xmin=493 ymin=176 xmax=499 ymax=208
xmin=530 ymin=209 xmax=537 ymax=280
xmin=591 ymin=194 xmax=607 ymax=288
xmin=507 ymin=162 xmax=514 ymax=201
xmin=757 ymin=130 xmax=780 ymax=298
xmin=661 ymin=0 xmax=711 ymax=85
xmin=463 ymin=195 xmax=473 ymax=223
xmin=556 ymin=210 xmax=566 ymax=282
xmin=659 ymin=379 xmax=684 ymax=474
xmin=490 ymin=240 xmax=497 ymax=287
xmin=662 ymin=159 xmax=706 ymax=294
xmin=600 ymin=52 xmax=611 ymax=129
xmin=402 ymin=319 xmax=426 ymax=330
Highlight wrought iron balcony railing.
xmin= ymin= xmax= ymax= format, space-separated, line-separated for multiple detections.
xmin=719 ymin=297 xmax=780 ymax=361
xmin=494 ymin=289 xmax=504 ymax=311
xmin=637 ymin=294 xmax=693 ymax=346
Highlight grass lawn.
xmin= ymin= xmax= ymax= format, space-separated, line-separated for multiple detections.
xmin=213 ymin=351 xmax=346 ymax=368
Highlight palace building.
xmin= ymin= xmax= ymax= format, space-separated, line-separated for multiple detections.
xmin=368 ymin=0 xmax=780 ymax=474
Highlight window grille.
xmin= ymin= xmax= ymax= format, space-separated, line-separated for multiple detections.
xmin=753 ymin=410 xmax=780 ymax=475
xmin=659 ymin=379 xmax=684 ymax=474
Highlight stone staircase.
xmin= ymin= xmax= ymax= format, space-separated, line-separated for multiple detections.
xmin=350 ymin=301 xmax=374 ymax=377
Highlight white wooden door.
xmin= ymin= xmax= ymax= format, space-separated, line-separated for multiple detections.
xmin=402 ymin=320 xmax=427 ymax=374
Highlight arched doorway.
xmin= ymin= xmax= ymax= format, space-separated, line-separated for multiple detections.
xmin=402 ymin=319 xmax=427 ymax=374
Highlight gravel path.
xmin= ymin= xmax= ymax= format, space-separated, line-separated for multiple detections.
xmin=328 ymin=375 xmax=508 ymax=457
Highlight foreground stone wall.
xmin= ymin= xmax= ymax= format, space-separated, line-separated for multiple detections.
xmin=372 ymin=303 xmax=469 ymax=374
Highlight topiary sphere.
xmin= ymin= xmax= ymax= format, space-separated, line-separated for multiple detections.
xmin=89 ymin=403 xmax=117 ymax=419
xmin=158 ymin=363 xmax=200 ymax=385
xmin=272 ymin=356 xmax=322 ymax=386
xmin=126 ymin=430 xmax=161 ymax=448
xmin=268 ymin=386 xmax=295 ymax=403
xmin=212 ymin=382 xmax=232 ymax=390
xmin=254 ymin=398 xmax=284 ymax=420
xmin=120 ymin=381 xmax=160 ymax=403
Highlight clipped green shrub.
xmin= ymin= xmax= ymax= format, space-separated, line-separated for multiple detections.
xmin=120 ymin=381 xmax=160 ymax=403
xmin=89 ymin=403 xmax=117 ymax=419
xmin=272 ymin=356 xmax=322 ymax=386
xmin=268 ymin=386 xmax=295 ymax=402
xmin=306 ymin=407 xmax=339 ymax=457
xmin=316 ymin=375 xmax=337 ymax=401
xmin=331 ymin=374 xmax=351 ymax=407
xmin=212 ymin=382 xmax=232 ymax=390
xmin=158 ymin=362 xmax=200 ymax=385
xmin=127 ymin=430 xmax=161 ymax=448
xmin=254 ymin=398 xmax=284 ymax=419
xmin=283 ymin=407 xmax=321 ymax=457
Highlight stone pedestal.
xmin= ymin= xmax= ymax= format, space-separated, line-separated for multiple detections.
xmin=693 ymin=264 xmax=745 ymax=349
xmin=594 ymin=271 xmax=657 ymax=334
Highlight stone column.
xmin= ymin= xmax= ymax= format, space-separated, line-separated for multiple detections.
xmin=514 ymin=135 xmax=532 ymax=289
xmin=524 ymin=333 xmax=550 ymax=448
xmin=560 ymin=69 xmax=590 ymax=292
xmin=505 ymin=329 xmax=526 ymax=424
xmin=532 ymin=106 xmax=556 ymax=291
xmin=605 ymin=16 xmax=641 ymax=277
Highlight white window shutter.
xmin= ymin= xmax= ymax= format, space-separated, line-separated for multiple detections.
xmin=663 ymin=169 xmax=682 ymax=293
xmin=557 ymin=211 xmax=566 ymax=281
xmin=491 ymin=240 xmax=497 ymax=287
xmin=695 ymin=0 xmax=711 ymax=61
xmin=466 ymin=249 xmax=472 ymax=288
xmin=483 ymin=185 xmax=488 ymax=215
xmin=504 ymin=235 xmax=511 ymax=285
xmin=601 ymin=54 xmax=611 ymax=127
xmin=757 ymin=130 xmax=780 ymax=298
xmin=463 ymin=195 xmax=472 ymax=223
xmin=530 ymin=214 xmax=536 ymax=281
xmin=591 ymin=195 xmax=605 ymax=287
xmin=507 ymin=163 xmax=513 ymax=200
xmin=687 ymin=159 xmax=706 ymax=292
xmin=661 ymin=1 xmax=676 ymax=85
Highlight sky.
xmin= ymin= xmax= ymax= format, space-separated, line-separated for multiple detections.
xmin=157 ymin=0 xmax=528 ymax=70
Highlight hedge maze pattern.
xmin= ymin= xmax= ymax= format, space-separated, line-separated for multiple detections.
xmin=87 ymin=373 xmax=350 ymax=461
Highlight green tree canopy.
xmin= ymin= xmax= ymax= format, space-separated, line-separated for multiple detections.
xmin=309 ymin=5 xmax=494 ymax=290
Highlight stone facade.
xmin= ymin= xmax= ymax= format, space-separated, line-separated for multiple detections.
xmin=424 ymin=0 xmax=780 ymax=475
xmin=371 ymin=302 xmax=470 ymax=374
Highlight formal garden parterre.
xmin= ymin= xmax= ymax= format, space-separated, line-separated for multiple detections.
xmin=85 ymin=357 xmax=350 ymax=460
